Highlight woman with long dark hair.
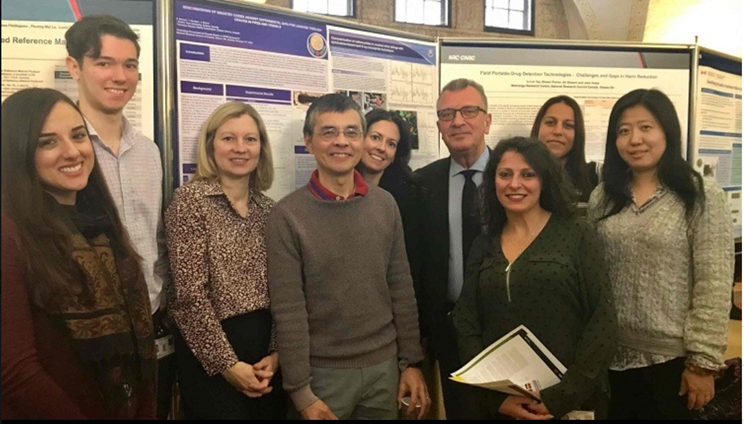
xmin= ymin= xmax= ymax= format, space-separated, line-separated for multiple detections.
xmin=454 ymin=137 xmax=616 ymax=420
xmin=531 ymin=95 xmax=599 ymax=203
xmin=1 ymin=88 xmax=156 ymax=419
xmin=588 ymin=89 xmax=733 ymax=420
xmin=356 ymin=108 xmax=427 ymax=297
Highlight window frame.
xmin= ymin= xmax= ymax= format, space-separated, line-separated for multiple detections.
xmin=483 ymin=0 xmax=535 ymax=36
xmin=394 ymin=0 xmax=451 ymax=28
xmin=291 ymin=0 xmax=356 ymax=18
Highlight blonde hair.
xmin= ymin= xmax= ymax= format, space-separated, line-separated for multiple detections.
xmin=194 ymin=102 xmax=274 ymax=192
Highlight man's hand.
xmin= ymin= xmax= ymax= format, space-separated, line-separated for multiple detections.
xmin=398 ymin=366 xmax=431 ymax=420
xmin=300 ymin=400 xmax=338 ymax=420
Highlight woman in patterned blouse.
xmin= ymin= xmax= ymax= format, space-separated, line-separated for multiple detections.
xmin=588 ymin=89 xmax=733 ymax=420
xmin=166 ymin=102 xmax=285 ymax=419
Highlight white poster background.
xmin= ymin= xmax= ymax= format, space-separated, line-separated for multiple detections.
xmin=327 ymin=26 xmax=439 ymax=172
xmin=693 ymin=66 xmax=742 ymax=236
xmin=440 ymin=63 xmax=690 ymax=163
xmin=1 ymin=20 xmax=155 ymax=139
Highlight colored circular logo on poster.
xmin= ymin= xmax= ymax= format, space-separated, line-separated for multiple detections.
xmin=307 ymin=33 xmax=328 ymax=58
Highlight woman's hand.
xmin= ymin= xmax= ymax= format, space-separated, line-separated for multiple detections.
xmin=498 ymin=395 xmax=554 ymax=420
xmin=680 ymin=368 xmax=715 ymax=410
xmin=253 ymin=352 xmax=279 ymax=384
xmin=221 ymin=361 xmax=272 ymax=398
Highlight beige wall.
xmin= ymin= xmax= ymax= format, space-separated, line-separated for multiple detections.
xmin=265 ymin=0 xmax=570 ymax=39
xmin=644 ymin=0 xmax=742 ymax=57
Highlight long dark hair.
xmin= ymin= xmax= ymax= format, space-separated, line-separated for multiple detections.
xmin=480 ymin=137 xmax=576 ymax=235
xmin=358 ymin=108 xmax=416 ymax=184
xmin=1 ymin=88 xmax=138 ymax=307
xmin=600 ymin=89 xmax=703 ymax=220
xmin=530 ymin=95 xmax=594 ymax=198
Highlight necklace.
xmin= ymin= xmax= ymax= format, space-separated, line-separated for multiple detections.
xmin=503 ymin=213 xmax=551 ymax=260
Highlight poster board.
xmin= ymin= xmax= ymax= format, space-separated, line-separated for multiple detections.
xmin=692 ymin=47 xmax=742 ymax=238
xmin=172 ymin=0 xmax=439 ymax=201
xmin=1 ymin=0 xmax=156 ymax=140
xmin=438 ymin=40 xmax=695 ymax=163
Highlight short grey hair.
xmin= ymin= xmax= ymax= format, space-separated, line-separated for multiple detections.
xmin=438 ymin=79 xmax=488 ymax=109
xmin=303 ymin=93 xmax=366 ymax=137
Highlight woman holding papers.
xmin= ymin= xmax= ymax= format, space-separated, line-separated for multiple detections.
xmin=453 ymin=136 xmax=617 ymax=420
xmin=587 ymin=89 xmax=733 ymax=420
xmin=166 ymin=102 xmax=285 ymax=419
xmin=531 ymin=95 xmax=600 ymax=203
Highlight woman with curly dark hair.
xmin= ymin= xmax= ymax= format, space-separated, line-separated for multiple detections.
xmin=453 ymin=137 xmax=616 ymax=420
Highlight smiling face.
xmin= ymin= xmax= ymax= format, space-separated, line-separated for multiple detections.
xmin=212 ymin=114 xmax=262 ymax=181
xmin=66 ymin=35 xmax=139 ymax=115
xmin=495 ymin=150 xmax=542 ymax=216
xmin=360 ymin=120 xmax=400 ymax=174
xmin=34 ymin=101 xmax=95 ymax=205
xmin=437 ymin=86 xmax=491 ymax=156
xmin=615 ymin=105 xmax=667 ymax=174
xmin=537 ymin=102 xmax=575 ymax=161
xmin=304 ymin=110 xmax=364 ymax=178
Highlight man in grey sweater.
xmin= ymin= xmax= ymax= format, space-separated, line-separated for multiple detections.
xmin=267 ymin=94 xmax=429 ymax=420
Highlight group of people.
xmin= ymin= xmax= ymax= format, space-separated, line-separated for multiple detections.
xmin=1 ymin=14 xmax=734 ymax=422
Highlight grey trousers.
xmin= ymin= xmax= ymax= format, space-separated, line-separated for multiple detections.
xmin=309 ymin=356 xmax=399 ymax=420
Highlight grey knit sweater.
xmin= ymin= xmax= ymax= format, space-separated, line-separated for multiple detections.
xmin=266 ymin=185 xmax=423 ymax=411
xmin=587 ymin=178 xmax=734 ymax=371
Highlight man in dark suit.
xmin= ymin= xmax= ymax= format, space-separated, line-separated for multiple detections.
xmin=415 ymin=79 xmax=491 ymax=420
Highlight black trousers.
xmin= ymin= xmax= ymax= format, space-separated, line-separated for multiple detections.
xmin=432 ymin=304 xmax=481 ymax=420
xmin=153 ymin=309 xmax=177 ymax=420
xmin=609 ymin=357 xmax=692 ymax=420
xmin=175 ymin=310 xmax=287 ymax=420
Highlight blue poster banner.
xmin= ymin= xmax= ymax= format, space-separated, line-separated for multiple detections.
xmin=176 ymin=0 xmax=328 ymax=60
xmin=226 ymin=85 xmax=292 ymax=103
xmin=328 ymin=29 xmax=436 ymax=66
xmin=181 ymin=81 xmax=224 ymax=96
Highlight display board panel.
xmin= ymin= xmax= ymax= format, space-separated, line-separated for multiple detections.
xmin=693 ymin=49 xmax=742 ymax=237
xmin=439 ymin=41 xmax=694 ymax=163
xmin=173 ymin=0 xmax=438 ymax=200
xmin=1 ymin=0 xmax=156 ymax=139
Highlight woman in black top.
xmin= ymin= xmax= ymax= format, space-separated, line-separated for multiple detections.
xmin=356 ymin=109 xmax=426 ymax=294
xmin=531 ymin=95 xmax=600 ymax=203
xmin=453 ymin=137 xmax=616 ymax=420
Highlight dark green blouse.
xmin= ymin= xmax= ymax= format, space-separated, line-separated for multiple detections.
xmin=452 ymin=215 xmax=617 ymax=419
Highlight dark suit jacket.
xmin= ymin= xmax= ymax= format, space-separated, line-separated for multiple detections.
xmin=414 ymin=158 xmax=453 ymax=359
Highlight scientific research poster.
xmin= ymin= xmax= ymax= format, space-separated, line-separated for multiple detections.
xmin=1 ymin=0 xmax=154 ymax=139
xmin=175 ymin=0 xmax=438 ymax=200
xmin=693 ymin=66 xmax=742 ymax=235
xmin=440 ymin=44 xmax=692 ymax=163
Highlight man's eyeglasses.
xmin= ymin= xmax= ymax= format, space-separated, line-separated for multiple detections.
xmin=314 ymin=127 xmax=363 ymax=141
xmin=436 ymin=106 xmax=487 ymax=121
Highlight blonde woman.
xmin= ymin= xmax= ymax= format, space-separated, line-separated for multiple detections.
xmin=166 ymin=102 xmax=284 ymax=419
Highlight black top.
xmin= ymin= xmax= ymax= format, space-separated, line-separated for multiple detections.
xmin=452 ymin=215 xmax=617 ymax=419
xmin=379 ymin=166 xmax=427 ymax=308
xmin=577 ymin=161 xmax=601 ymax=204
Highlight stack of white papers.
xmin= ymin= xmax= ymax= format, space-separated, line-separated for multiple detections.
xmin=450 ymin=325 xmax=566 ymax=402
